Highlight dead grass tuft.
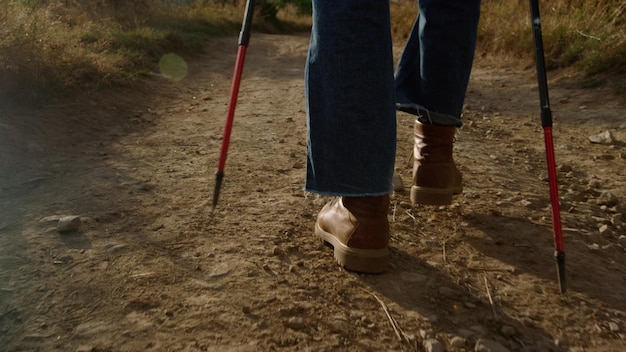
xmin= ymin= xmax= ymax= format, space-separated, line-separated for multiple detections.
xmin=1 ymin=0 xmax=625 ymax=102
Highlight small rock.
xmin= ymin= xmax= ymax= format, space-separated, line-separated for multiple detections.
xmin=597 ymin=191 xmax=619 ymax=207
xmin=557 ymin=164 xmax=573 ymax=172
xmin=450 ymin=336 xmax=467 ymax=348
xmin=618 ymin=235 xmax=626 ymax=247
xmin=208 ymin=263 xmax=231 ymax=278
xmin=286 ymin=317 xmax=305 ymax=330
xmin=611 ymin=213 xmax=623 ymax=227
xmin=424 ymin=338 xmax=444 ymax=352
xmin=520 ymin=199 xmax=533 ymax=208
xmin=608 ymin=322 xmax=620 ymax=332
xmin=58 ymin=215 xmax=81 ymax=232
xmin=475 ymin=338 xmax=510 ymax=352
xmin=501 ymin=325 xmax=517 ymax=337
xmin=589 ymin=130 xmax=614 ymax=145
xmin=598 ymin=224 xmax=613 ymax=236
xmin=464 ymin=301 xmax=477 ymax=309
xmin=328 ymin=316 xmax=351 ymax=333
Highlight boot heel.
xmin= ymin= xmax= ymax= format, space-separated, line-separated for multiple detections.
xmin=315 ymin=222 xmax=388 ymax=273
xmin=410 ymin=185 xmax=453 ymax=205
xmin=333 ymin=246 xmax=389 ymax=274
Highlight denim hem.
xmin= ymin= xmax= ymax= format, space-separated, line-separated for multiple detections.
xmin=396 ymin=103 xmax=463 ymax=127
xmin=304 ymin=188 xmax=392 ymax=198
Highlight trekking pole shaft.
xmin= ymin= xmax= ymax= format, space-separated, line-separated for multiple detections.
xmin=213 ymin=0 xmax=256 ymax=208
xmin=529 ymin=0 xmax=566 ymax=293
xmin=217 ymin=44 xmax=248 ymax=172
xmin=530 ymin=0 xmax=552 ymax=128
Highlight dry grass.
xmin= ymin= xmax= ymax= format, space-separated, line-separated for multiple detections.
xmin=1 ymin=0 xmax=625 ymax=103
xmin=390 ymin=0 xmax=626 ymax=95
xmin=0 ymin=0 xmax=244 ymax=102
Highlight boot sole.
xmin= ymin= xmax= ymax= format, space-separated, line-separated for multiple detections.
xmin=315 ymin=223 xmax=388 ymax=274
xmin=411 ymin=186 xmax=458 ymax=206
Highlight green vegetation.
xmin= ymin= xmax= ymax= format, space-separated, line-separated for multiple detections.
xmin=1 ymin=0 xmax=624 ymax=102
xmin=475 ymin=0 xmax=626 ymax=94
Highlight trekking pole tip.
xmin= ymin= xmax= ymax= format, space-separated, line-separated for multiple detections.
xmin=556 ymin=251 xmax=566 ymax=293
xmin=212 ymin=170 xmax=225 ymax=210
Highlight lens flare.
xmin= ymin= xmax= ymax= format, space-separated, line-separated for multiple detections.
xmin=159 ymin=53 xmax=188 ymax=82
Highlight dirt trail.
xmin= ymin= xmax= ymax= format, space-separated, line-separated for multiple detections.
xmin=1 ymin=33 xmax=625 ymax=352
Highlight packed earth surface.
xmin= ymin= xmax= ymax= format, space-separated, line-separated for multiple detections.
xmin=1 ymin=33 xmax=625 ymax=352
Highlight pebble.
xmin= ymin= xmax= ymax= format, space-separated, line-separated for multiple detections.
xmin=598 ymin=224 xmax=613 ymax=236
xmin=557 ymin=164 xmax=573 ymax=172
xmin=608 ymin=322 xmax=620 ymax=332
xmin=589 ymin=130 xmax=614 ymax=145
xmin=208 ymin=263 xmax=231 ymax=278
xmin=618 ymin=235 xmax=626 ymax=247
xmin=475 ymin=338 xmax=510 ymax=352
xmin=597 ymin=191 xmax=619 ymax=207
xmin=57 ymin=215 xmax=81 ymax=232
xmin=286 ymin=317 xmax=305 ymax=330
xmin=611 ymin=213 xmax=623 ymax=227
xmin=423 ymin=338 xmax=444 ymax=352
xmin=501 ymin=325 xmax=517 ymax=337
xmin=450 ymin=336 xmax=467 ymax=348
xmin=328 ymin=316 xmax=351 ymax=333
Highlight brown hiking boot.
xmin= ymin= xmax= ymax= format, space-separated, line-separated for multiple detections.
xmin=411 ymin=121 xmax=463 ymax=205
xmin=314 ymin=195 xmax=390 ymax=273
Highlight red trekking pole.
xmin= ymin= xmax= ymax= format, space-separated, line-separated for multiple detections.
xmin=529 ymin=0 xmax=566 ymax=293
xmin=213 ymin=0 xmax=256 ymax=209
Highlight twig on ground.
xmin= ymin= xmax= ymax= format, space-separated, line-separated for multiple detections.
xmin=576 ymin=30 xmax=601 ymax=41
xmin=484 ymin=276 xmax=498 ymax=319
xmin=365 ymin=290 xmax=414 ymax=349
xmin=468 ymin=266 xmax=513 ymax=272
xmin=392 ymin=202 xmax=397 ymax=222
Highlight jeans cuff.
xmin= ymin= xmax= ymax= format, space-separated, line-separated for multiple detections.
xmin=396 ymin=103 xmax=463 ymax=127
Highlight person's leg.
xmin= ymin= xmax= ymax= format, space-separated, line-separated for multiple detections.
xmin=395 ymin=0 xmax=481 ymax=205
xmin=305 ymin=0 xmax=396 ymax=196
xmin=395 ymin=0 xmax=481 ymax=125
xmin=305 ymin=0 xmax=395 ymax=273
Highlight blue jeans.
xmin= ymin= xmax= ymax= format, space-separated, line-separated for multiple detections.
xmin=305 ymin=0 xmax=481 ymax=196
